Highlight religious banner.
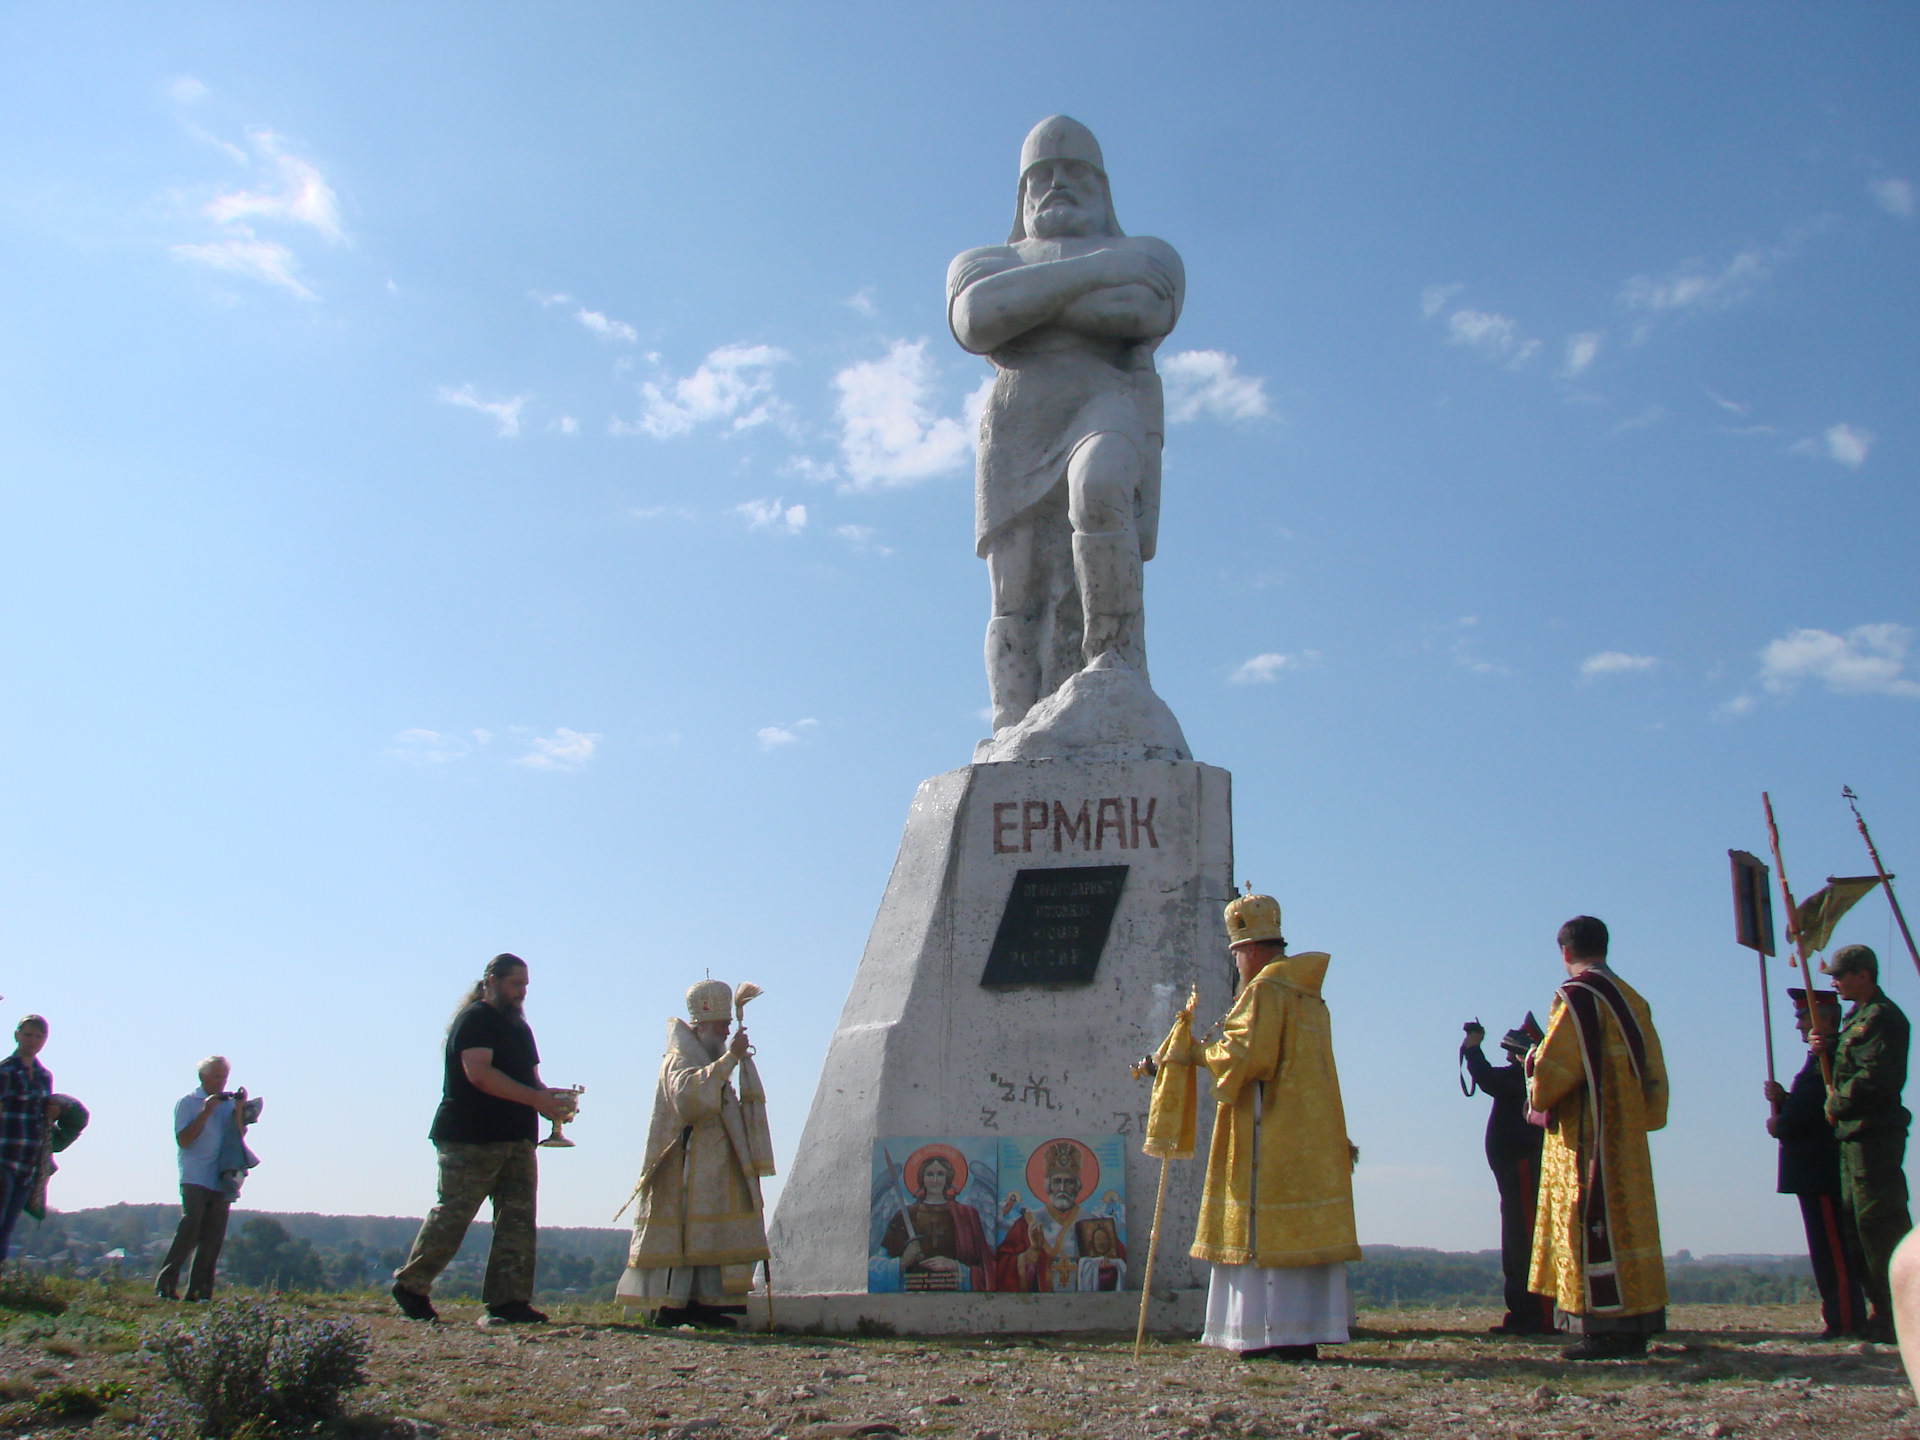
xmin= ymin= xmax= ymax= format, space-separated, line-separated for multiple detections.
xmin=993 ymin=1134 xmax=1128 ymax=1293
xmin=868 ymin=1138 xmax=1000 ymax=1293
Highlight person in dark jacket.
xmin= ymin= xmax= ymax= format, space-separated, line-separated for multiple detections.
xmin=1813 ymin=943 xmax=1912 ymax=1343
xmin=1462 ymin=1016 xmax=1553 ymax=1335
xmin=1765 ymin=988 xmax=1867 ymax=1338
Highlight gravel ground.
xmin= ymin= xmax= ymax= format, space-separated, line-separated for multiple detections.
xmin=2 ymin=1292 xmax=1916 ymax=1439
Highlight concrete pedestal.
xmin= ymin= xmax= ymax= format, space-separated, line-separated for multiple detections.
xmin=767 ymin=756 xmax=1234 ymax=1332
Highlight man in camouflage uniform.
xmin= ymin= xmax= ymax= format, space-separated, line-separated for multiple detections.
xmin=1815 ymin=943 xmax=1912 ymax=1343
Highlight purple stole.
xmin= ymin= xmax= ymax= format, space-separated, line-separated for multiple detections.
xmin=1558 ymin=968 xmax=1647 ymax=1312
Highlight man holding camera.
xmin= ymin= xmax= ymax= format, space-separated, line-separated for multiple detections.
xmin=155 ymin=1054 xmax=260 ymax=1301
xmin=1461 ymin=1016 xmax=1552 ymax=1335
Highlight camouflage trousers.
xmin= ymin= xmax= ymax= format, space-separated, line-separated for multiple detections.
xmin=1840 ymin=1129 xmax=1913 ymax=1322
xmin=394 ymin=1140 xmax=538 ymax=1305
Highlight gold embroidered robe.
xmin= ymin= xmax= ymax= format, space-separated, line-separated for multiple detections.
xmin=1528 ymin=968 xmax=1668 ymax=1316
xmin=622 ymin=1019 xmax=772 ymax=1298
xmin=1177 ymin=953 xmax=1361 ymax=1268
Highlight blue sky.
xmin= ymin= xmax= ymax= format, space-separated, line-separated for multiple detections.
xmin=2 ymin=4 xmax=1915 ymax=1255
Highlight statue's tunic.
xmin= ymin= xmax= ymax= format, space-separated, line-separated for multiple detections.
xmin=616 ymin=1019 xmax=772 ymax=1306
xmin=946 ymin=236 xmax=1182 ymax=557
xmin=1528 ymin=968 xmax=1668 ymax=1323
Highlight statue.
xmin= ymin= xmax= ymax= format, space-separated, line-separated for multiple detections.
xmin=948 ymin=116 xmax=1185 ymax=735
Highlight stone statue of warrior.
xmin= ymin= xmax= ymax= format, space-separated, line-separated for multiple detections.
xmin=949 ymin=116 xmax=1184 ymax=734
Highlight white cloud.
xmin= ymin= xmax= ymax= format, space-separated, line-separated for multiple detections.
xmin=1229 ymin=651 xmax=1319 ymax=684
xmin=203 ymin=130 xmax=344 ymax=243
xmin=529 ymin=290 xmax=572 ymax=308
xmin=1610 ymin=405 xmax=1664 ymax=434
xmin=1421 ymin=283 xmax=1465 ymax=319
xmin=834 ymin=524 xmax=893 ymax=556
xmin=781 ymin=455 xmax=839 ymax=483
xmin=629 ymin=505 xmax=697 ymax=521
xmin=167 ymin=76 xmax=209 ymax=103
xmin=1619 ymin=247 xmax=1768 ymax=315
xmin=1819 ymin=423 xmax=1873 ymax=468
xmin=735 ymin=497 xmax=807 ymax=534
xmin=1872 ymin=178 xmax=1915 ymax=218
xmin=1160 ymin=350 xmax=1271 ymax=423
xmin=847 ymin=286 xmax=879 ymax=317
xmin=1579 ymin=651 xmax=1658 ymax=680
xmin=386 ymin=728 xmax=491 ymax=765
xmin=1560 ymin=332 xmax=1601 ymax=378
xmin=757 ymin=718 xmax=819 ymax=750
xmin=1445 ymin=309 xmax=1540 ymax=366
xmin=170 ymin=239 xmax=313 ymax=299
xmin=437 ymin=384 xmax=529 ymax=438
xmin=1708 ymin=391 xmax=1750 ymax=416
xmin=1715 ymin=694 xmax=1756 ymax=720
xmin=554 ymin=416 xmax=578 ymax=435
xmin=1759 ymin=624 xmax=1920 ymax=699
xmin=574 ymin=307 xmax=637 ymax=343
xmin=832 ymin=339 xmax=975 ymax=490
xmin=514 ymin=727 xmax=601 ymax=770
xmin=617 ymin=344 xmax=789 ymax=438
xmin=1432 ymin=615 xmax=1513 ymax=677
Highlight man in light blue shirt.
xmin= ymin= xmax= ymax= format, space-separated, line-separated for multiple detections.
xmin=154 ymin=1055 xmax=259 ymax=1301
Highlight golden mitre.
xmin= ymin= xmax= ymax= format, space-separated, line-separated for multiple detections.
xmin=686 ymin=979 xmax=732 ymax=1023
xmin=1224 ymin=888 xmax=1282 ymax=947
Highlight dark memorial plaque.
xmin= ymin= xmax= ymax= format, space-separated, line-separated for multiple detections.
xmin=980 ymin=866 xmax=1129 ymax=988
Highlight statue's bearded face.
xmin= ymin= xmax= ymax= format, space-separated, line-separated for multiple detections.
xmin=1023 ymin=158 xmax=1107 ymax=239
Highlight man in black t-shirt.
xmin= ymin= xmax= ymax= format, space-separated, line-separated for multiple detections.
xmin=392 ymin=953 xmax=571 ymax=1324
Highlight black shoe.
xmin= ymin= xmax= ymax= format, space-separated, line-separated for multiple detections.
xmin=682 ymin=1303 xmax=739 ymax=1330
xmin=153 ymin=1286 xmax=178 ymax=1301
xmin=653 ymin=1306 xmax=693 ymax=1328
xmin=1562 ymin=1334 xmax=1645 ymax=1361
xmin=486 ymin=1301 xmax=549 ymax=1324
xmin=1241 ymin=1343 xmax=1317 ymax=1361
xmin=391 ymin=1283 xmax=439 ymax=1322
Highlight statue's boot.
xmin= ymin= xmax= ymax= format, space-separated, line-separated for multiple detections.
xmin=1073 ymin=530 xmax=1147 ymax=678
xmin=986 ymin=614 xmax=1042 ymax=732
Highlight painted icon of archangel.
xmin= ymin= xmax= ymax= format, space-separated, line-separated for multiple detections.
xmin=993 ymin=1134 xmax=1128 ymax=1293
xmin=868 ymin=1138 xmax=1001 ymax=1293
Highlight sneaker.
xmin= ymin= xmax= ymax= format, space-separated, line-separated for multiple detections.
xmin=485 ymin=1301 xmax=549 ymax=1324
xmin=391 ymin=1283 xmax=438 ymax=1322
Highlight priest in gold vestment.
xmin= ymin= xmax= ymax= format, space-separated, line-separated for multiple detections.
xmin=615 ymin=980 xmax=775 ymax=1328
xmin=1153 ymin=890 xmax=1361 ymax=1359
xmin=1527 ymin=915 xmax=1669 ymax=1360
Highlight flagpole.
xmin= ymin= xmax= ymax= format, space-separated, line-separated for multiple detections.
xmin=1844 ymin=786 xmax=1920 ymax=985
xmin=1759 ymin=793 xmax=1799 ymax=1096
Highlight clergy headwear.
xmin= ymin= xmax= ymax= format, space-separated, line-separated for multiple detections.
xmin=1788 ymin=987 xmax=1843 ymax=1030
xmin=1500 ymin=1012 xmax=1545 ymax=1055
xmin=686 ymin=979 xmax=732 ymax=1023
xmin=1224 ymin=889 xmax=1282 ymax=948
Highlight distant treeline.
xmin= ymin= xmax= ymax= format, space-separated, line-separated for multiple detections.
xmin=1353 ymin=1245 xmax=1817 ymax=1307
xmin=15 ymin=1209 xmax=1818 ymax=1308
xmin=14 ymin=1204 xmax=631 ymax=1302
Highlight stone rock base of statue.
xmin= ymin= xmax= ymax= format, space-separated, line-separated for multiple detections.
xmin=742 ymin=1287 xmax=1206 ymax=1336
xmin=766 ymin=753 xmax=1235 ymax=1334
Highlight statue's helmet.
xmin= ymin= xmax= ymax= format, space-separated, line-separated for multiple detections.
xmin=1010 ymin=114 xmax=1122 ymax=243
xmin=686 ymin=979 xmax=732 ymax=1023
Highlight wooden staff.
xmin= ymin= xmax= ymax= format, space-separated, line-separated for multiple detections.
xmin=734 ymin=982 xmax=774 ymax=1332
xmin=1133 ymin=1150 xmax=1172 ymax=1364
xmin=1844 ymin=786 xmax=1920 ymax=985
